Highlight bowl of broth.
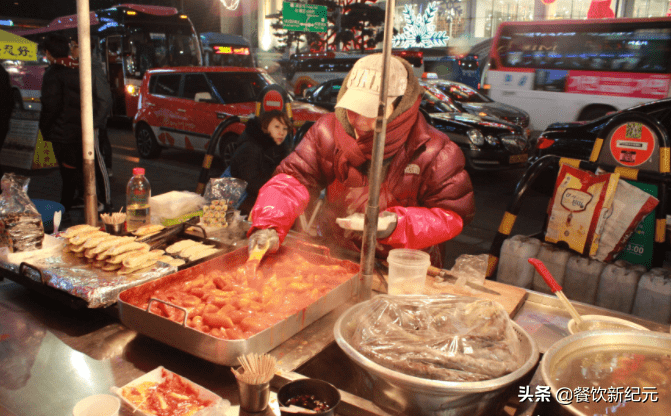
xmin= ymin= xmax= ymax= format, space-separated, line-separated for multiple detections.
xmin=567 ymin=314 xmax=650 ymax=335
xmin=540 ymin=330 xmax=671 ymax=416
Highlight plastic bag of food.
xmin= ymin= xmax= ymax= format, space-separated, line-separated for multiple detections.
xmin=203 ymin=177 xmax=248 ymax=208
xmin=592 ymin=176 xmax=658 ymax=262
xmin=546 ymin=164 xmax=619 ymax=256
xmin=150 ymin=191 xmax=206 ymax=224
xmin=0 ymin=173 xmax=44 ymax=253
xmin=348 ymin=295 xmax=525 ymax=382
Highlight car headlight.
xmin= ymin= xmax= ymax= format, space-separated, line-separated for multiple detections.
xmin=467 ymin=129 xmax=485 ymax=146
xmin=485 ymin=135 xmax=499 ymax=146
xmin=126 ymin=84 xmax=139 ymax=96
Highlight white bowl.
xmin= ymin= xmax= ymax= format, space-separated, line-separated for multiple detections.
xmin=73 ymin=394 xmax=120 ymax=416
xmin=567 ymin=314 xmax=649 ymax=334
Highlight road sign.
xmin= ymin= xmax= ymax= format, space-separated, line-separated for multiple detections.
xmin=282 ymin=2 xmax=327 ymax=33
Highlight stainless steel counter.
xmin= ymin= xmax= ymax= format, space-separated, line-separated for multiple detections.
xmin=1 ymin=275 xmax=669 ymax=416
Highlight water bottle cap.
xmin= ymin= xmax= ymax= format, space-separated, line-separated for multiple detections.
xmin=132 ymin=167 xmax=145 ymax=176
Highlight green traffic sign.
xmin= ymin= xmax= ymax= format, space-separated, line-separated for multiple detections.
xmin=282 ymin=2 xmax=328 ymax=33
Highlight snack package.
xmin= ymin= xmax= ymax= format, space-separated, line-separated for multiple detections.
xmin=150 ymin=191 xmax=206 ymax=224
xmin=545 ymin=165 xmax=619 ymax=256
xmin=203 ymin=177 xmax=247 ymax=208
xmin=0 ymin=173 xmax=44 ymax=253
xmin=593 ymin=178 xmax=658 ymax=262
xmin=348 ymin=295 xmax=525 ymax=382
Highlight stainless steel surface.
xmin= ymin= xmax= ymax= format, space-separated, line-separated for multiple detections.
xmin=539 ymin=330 xmax=671 ymax=416
xmin=513 ymin=289 xmax=670 ymax=353
xmin=237 ymin=380 xmax=270 ymax=413
xmin=117 ymin=246 xmax=359 ymax=366
xmin=332 ymin=301 xmax=540 ymax=416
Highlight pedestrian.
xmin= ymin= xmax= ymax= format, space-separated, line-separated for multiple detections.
xmin=246 ymin=54 xmax=475 ymax=267
xmin=70 ymin=38 xmax=113 ymax=211
xmin=229 ymin=110 xmax=292 ymax=214
xmin=0 ymin=64 xmax=13 ymax=179
xmin=39 ymin=33 xmax=108 ymax=213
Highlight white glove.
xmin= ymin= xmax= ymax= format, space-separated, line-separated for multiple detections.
xmin=336 ymin=211 xmax=397 ymax=239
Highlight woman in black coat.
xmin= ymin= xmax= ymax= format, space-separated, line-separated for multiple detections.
xmin=230 ymin=110 xmax=291 ymax=213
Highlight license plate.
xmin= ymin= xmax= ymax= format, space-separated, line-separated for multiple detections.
xmin=509 ymin=153 xmax=528 ymax=164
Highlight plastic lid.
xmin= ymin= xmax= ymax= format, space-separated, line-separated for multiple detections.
xmin=132 ymin=167 xmax=145 ymax=176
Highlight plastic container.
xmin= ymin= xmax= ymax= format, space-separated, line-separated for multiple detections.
xmin=595 ymin=260 xmax=646 ymax=314
xmin=72 ymin=394 xmax=120 ymax=416
xmin=562 ymin=254 xmax=605 ymax=305
xmin=277 ymin=378 xmax=341 ymax=416
xmin=532 ymin=243 xmax=571 ymax=294
xmin=496 ymin=235 xmax=542 ymax=288
xmin=386 ymin=249 xmax=431 ymax=295
xmin=632 ymin=267 xmax=671 ymax=324
xmin=126 ymin=167 xmax=151 ymax=232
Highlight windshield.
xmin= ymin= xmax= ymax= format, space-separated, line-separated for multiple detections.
xmin=435 ymin=83 xmax=492 ymax=103
xmin=124 ymin=26 xmax=201 ymax=79
xmin=206 ymin=72 xmax=271 ymax=104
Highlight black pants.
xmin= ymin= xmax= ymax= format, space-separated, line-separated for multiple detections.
xmin=51 ymin=131 xmax=111 ymax=211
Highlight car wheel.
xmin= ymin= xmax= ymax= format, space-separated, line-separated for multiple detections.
xmin=218 ymin=133 xmax=241 ymax=168
xmin=578 ymin=106 xmax=614 ymax=122
xmin=12 ymin=89 xmax=24 ymax=110
xmin=135 ymin=124 xmax=162 ymax=159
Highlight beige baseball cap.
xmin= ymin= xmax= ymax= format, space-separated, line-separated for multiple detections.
xmin=336 ymin=54 xmax=408 ymax=118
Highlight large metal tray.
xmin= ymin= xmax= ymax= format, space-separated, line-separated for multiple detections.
xmin=117 ymin=243 xmax=360 ymax=366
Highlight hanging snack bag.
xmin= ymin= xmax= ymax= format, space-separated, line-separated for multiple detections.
xmin=545 ymin=164 xmax=619 ymax=256
xmin=0 ymin=173 xmax=45 ymax=253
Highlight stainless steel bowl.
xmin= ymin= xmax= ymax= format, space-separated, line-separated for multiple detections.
xmin=333 ymin=300 xmax=539 ymax=416
xmin=540 ymin=329 xmax=671 ymax=416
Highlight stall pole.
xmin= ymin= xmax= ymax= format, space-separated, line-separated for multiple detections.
xmin=76 ymin=0 xmax=98 ymax=225
xmin=359 ymin=0 xmax=395 ymax=301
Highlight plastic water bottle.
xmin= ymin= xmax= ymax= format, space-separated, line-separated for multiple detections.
xmin=126 ymin=167 xmax=151 ymax=232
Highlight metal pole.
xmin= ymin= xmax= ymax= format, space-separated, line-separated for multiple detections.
xmin=76 ymin=0 xmax=97 ymax=225
xmin=358 ymin=0 xmax=395 ymax=301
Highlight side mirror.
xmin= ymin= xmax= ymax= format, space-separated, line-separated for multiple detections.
xmin=194 ymin=92 xmax=213 ymax=102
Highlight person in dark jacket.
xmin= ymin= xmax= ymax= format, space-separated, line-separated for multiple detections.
xmin=39 ymin=34 xmax=108 ymax=212
xmin=0 ymin=64 xmax=13 ymax=178
xmin=70 ymin=38 xmax=113 ymax=211
xmin=247 ymin=54 xmax=475 ymax=267
xmin=230 ymin=110 xmax=291 ymax=214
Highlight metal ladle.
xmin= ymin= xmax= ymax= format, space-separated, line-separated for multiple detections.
xmin=528 ymin=258 xmax=585 ymax=330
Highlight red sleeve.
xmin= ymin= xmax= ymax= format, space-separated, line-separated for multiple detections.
xmin=247 ymin=174 xmax=310 ymax=242
xmin=378 ymin=206 xmax=463 ymax=249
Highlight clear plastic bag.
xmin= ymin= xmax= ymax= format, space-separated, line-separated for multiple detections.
xmin=203 ymin=177 xmax=248 ymax=208
xmin=0 ymin=173 xmax=44 ymax=253
xmin=348 ymin=295 xmax=525 ymax=382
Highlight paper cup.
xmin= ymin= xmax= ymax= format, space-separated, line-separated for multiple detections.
xmin=73 ymin=394 xmax=120 ymax=416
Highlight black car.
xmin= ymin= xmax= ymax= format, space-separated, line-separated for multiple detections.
xmin=534 ymin=98 xmax=671 ymax=163
xmin=299 ymin=78 xmax=531 ymax=171
xmin=419 ymin=77 xmax=531 ymax=133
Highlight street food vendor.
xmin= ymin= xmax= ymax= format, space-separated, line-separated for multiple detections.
xmin=247 ymin=53 xmax=475 ymax=267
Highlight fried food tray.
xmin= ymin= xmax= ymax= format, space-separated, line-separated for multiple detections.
xmin=0 ymin=221 xmax=237 ymax=309
xmin=117 ymin=243 xmax=360 ymax=366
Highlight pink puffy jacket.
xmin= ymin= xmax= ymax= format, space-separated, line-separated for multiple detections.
xmin=248 ymin=111 xmax=475 ymax=266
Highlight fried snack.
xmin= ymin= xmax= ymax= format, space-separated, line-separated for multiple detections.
xmin=123 ymin=249 xmax=165 ymax=269
xmin=179 ymin=243 xmax=213 ymax=260
xmin=158 ymin=256 xmax=186 ymax=267
xmin=90 ymin=236 xmax=135 ymax=255
xmin=107 ymin=241 xmax=150 ymax=257
xmin=133 ymin=224 xmax=165 ymax=236
xmin=107 ymin=246 xmax=151 ymax=264
xmin=82 ymin=233 xmax=116 ymax=249
xmin=165 ymin=239 xmax=199 ymax=255
xmin=188 ymin=247 xmax=219 ymax=261
xmin=70 ymin=244 xmax=88 ymax=253
xmin=117 ymin=260 xmax=158 ymax=275
xmin=101 ymin=263 xmax=123 ymax=272
xmin=69 ymin=230 xmax=107 ymax=245
xmin=62 ymin=224 xmax=98 ymax=238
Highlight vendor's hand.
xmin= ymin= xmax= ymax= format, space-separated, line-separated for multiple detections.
xmin=336 ymin=211 xmax=397 ymax=239
xmin=248 ymin=228 xmax=280 ymax=254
